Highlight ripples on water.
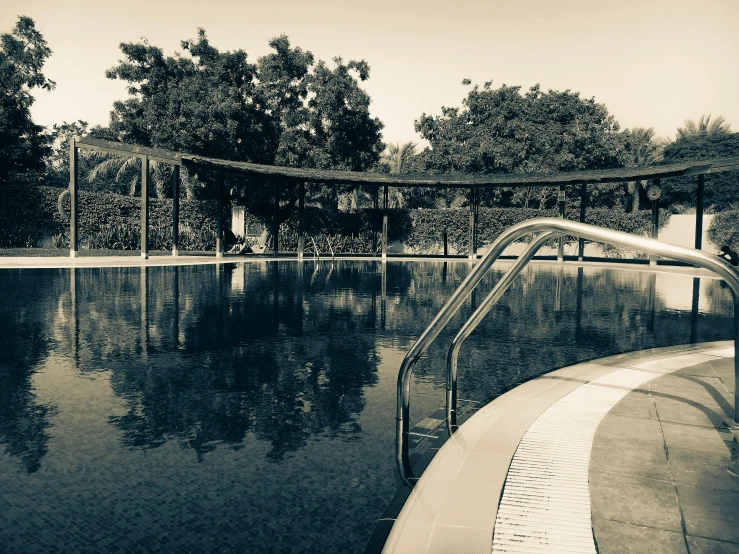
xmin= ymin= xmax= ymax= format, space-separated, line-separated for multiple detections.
xmin=0 ymin=261 xmax=733 ymax=553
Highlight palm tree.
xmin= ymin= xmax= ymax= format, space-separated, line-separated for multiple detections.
xmin=382 ymin=142 xmax=418 ymax=174
xmin=381 ymin=141 xmax=418 ymax=208
xmin=88 ymin=153 xmax=189 ymax=199
xmin=624 ymin=127 xmax=665 ymax=213
xmin=676 ymin=115 xmax=731 ymax=140
xmin=87 ymin=154 xmax=142 ymax=196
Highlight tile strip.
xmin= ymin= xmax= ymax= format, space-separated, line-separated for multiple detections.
xmin=491 ymin=353 xmax=718 ymax=553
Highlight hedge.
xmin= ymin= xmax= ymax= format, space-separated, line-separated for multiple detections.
xmin=401 ymin=207 xmax=668 ymax=254
xmin=0 ymin=185 xmax=216 ymax=250
xmin=0 ymin=185 xmax=669 ymax=254
xmin=708 ymin=211 xmax=739 ymax=251
xmin=277 ymin=206 xmax=668 ymax=254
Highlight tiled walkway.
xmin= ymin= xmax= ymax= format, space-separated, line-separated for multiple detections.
xmin=590 ymin=346 xmax=738 ymax=554
xmin=381 ymin=342 xmax=738 ymax=554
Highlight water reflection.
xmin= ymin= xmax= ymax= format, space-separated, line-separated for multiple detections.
xmin=0 ymin=262 xmax=735 ymax=552
xmin=0 ymin=270 xmax=60 ymax=473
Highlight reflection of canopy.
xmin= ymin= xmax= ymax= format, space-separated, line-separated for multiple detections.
xmin=74 ymin=136 xmax=738 ymax=187
xmin=68 ymin=136 xmax=739 ymax=260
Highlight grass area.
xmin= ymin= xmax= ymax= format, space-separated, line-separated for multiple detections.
xmin=0 ymin=248 xmax=214 ymax=257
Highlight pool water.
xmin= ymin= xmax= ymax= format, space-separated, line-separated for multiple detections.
xmin=0 ymin=261 xmax=733 ymax=553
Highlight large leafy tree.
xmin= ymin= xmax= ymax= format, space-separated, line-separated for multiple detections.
xmin=100 ymin=31 xmax=384 ymax=234
xmin=105 ymin=31 xmax=272 ymax=165
xmin=660 ymin=131 xmax=739 ymax=209
xmin=415 ymin=81 xmax=627 ymax=208
xmin=0 ymin=16 xmax=55 ymax=184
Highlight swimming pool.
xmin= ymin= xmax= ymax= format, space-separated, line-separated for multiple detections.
xmin=0 ymin=261 xmax=733 ymax=553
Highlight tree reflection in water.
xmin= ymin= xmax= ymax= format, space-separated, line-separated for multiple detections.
xmin=0 ymin=261 xmax=736 ymax=553
xmin=0 ymin=270 xmax=61 ymax=473
xmin=84 ymin=262 xmax=386 ymax=462
xmin=0 ymin=261 xmax=735 ymax=471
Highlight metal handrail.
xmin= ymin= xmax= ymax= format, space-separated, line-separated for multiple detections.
xmin=396 ymin=218 xmax=739 ymax=487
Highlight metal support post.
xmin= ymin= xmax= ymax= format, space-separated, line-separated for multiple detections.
xmin=69 ymin=138 xmax=78 ymax=258
xmin=578 ymin=184 xmax=586 ymax=261
xmin=273 ymin=181 xmax=279 ymax=256
xmin=468 ymin=188 xmax=477 ymax=259
xmin=558 ymin=185 xmax=565 ymax=262
xmin=141 ymin=156 xmax=149 ymax=259
xmin=650 ymin=179 xmax=660 ymax=267
xmin=695 ymin=174 xmax=704 ymax=250
xmin=172 ymin=165 xmax=180 ymax=256
xmin=298 ymin=182 xmax=305 ymax=259
xmin=216 ymin=180 xmax=224 ymax=258
xmin=382 ymin=185 xmax=389 ymax=258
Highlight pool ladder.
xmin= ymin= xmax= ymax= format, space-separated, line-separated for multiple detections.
xmin=395 ymin=218 xmax=739 ymax=487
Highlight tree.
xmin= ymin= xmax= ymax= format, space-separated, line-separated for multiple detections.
xmin=676 ymin=115 xmax=731 ymax=140
xmin=46 ymin=120 xmax=88 ymax=187
xmin=622 ymin=127 xmax=665 ymax=212
xmin=415 ymin=81 xmax=628 ymax=208
xmin=101 ymin=31 xmax=384 ymax=238
xmin=0 ymin=16 xmax=55 ymax=184
xmin=660 ymin=132 xmax=739 ymax=209
xmin=379 ymin=142 xmax=420 ymax=208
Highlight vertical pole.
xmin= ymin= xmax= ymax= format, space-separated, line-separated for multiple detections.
xmin=578 ymin=183 xmax=587 ymax=261
xmin=373 ymin=185 xmax=379 ymax=256
xmin=273 ymin=181 xmax=279 ymax=256
xmin=473 ymin=188 xmax=479 ymax=257
xmin=382 ymin=184 xmax=389 ymax=259
xmin=172 ymin=165 xmax=180 ymax=256
xmin=650 ymin=178 xmax=660 ymax=267
xmin=443 ymin=227 xmax=448 ymax=257
xmin=298 ymin=182 xmax=305 ymax=259
xmin=141 ymin=156 xmax=149 ymax=260
xmin=695 ymin=174 xmax=705 ymax=250
xmin=468 ymin=188 xmax=475 ymax=260
xmin=557 ymin=185 xmax=566 ymax=262
xmin=69 ymin=138 xmax=78 ymax=258
xmin=216 ymin=180 xmax=224 ymax=258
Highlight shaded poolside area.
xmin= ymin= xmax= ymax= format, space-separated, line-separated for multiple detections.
xmin=378 ymin=342 xmax=738 ymax=554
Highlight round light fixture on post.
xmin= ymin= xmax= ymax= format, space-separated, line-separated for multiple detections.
xmin=647 ymin=184 xmax=661 ymax=201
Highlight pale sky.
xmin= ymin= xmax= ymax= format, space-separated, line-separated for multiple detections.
xmin=3 ymin=0 xmax=738 ymax=148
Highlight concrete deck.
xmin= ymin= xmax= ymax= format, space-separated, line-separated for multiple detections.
xmin=381 ymin=342 xmax=738 ymax=554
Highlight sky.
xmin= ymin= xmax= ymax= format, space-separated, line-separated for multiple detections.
xmin=3 ymin=0 xmax=738 ymax=148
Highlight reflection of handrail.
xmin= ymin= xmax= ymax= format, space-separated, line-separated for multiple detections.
xmin=396 ymin=218 xmax=739 ymax=487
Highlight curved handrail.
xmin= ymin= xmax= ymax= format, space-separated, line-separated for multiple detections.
xmin=396 ymin=218 xmax=739 ymax=487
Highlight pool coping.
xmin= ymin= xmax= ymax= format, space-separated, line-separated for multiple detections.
xmin=369 ymin=340 xmax=737 ymax=554
xmin=0 ymin=254 xmax=723 ymax=280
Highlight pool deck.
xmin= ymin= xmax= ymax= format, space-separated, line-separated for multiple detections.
xmin=379 ymin=341 xmax=738 ymax=554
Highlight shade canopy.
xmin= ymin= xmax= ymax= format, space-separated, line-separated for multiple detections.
xmin=74 ymin=136 xmax=739 ymax=188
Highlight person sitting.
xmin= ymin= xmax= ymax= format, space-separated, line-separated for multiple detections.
xmin=719 ymin=246 xmax=739 ymax=266
xmin=228 ymin=241 xmax=253 ymax=255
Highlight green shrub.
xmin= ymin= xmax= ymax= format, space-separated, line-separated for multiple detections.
xmin=0 ymin=185 xmax=670 ymax=255
xmin=405 ymin=207 xmax=668 ymax=253
xmin=0 ymin=185 xmax=217 ymax=250
xmin=708 ymin=211 xmax=739 ymax=250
